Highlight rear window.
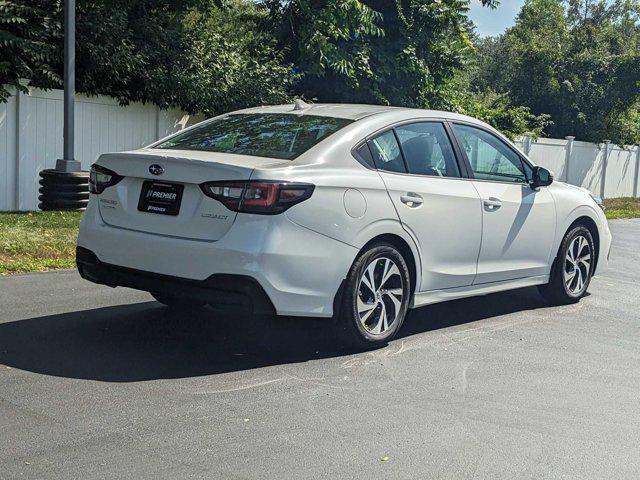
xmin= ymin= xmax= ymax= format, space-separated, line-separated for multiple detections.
xmin=154 ymin=113 xmax=353 ymax=160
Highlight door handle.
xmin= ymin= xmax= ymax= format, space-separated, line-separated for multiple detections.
xmin=400 ymin=193 xmax=424 ymax=207
xmin=483 ymin=197 xmax=502 ymax=210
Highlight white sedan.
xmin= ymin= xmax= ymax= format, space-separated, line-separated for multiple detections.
xmin=77 ymin=103 xmax=612 ymax=348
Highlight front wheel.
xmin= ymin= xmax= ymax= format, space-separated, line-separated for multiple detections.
xmin=337 ymin=243 xmax=411 ymax=349
xmin=538 ymin=225 xmax=595 ymax=305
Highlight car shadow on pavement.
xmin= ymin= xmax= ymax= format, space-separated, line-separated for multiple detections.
xmin=0 ymin=286 xmax=550 ymax=382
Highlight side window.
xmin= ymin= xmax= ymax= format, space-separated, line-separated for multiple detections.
xmin=353 ymin=142 xmax=376 ymax=169
xmin=395 ymin=122 xmax=460 ymax=178
xmin=368 ymin=130 xmax=406 ymax=173
xmin=452 ymin=124 xmax=527 ymax=183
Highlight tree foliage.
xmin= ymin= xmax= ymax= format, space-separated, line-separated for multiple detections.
xmin=177 ymin=1 xmax=295 ymax=115
xmin=268 ymin=0 xmax=499 ymax=108
xmin=453 ymin=90 xmax=552 ymax=139
xmin=1 ymin=0 xmax=559 ymax=138
xmin=0 ymin=0 xmax=60 ymax=100
xmin=264 ymin=0 xmax=547 ymax=135
xmin=0 ymin=0 xmax=294 ymax=113
xmin=471 ymin=0 xmax=640 ymax=144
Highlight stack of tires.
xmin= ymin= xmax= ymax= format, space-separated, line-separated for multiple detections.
xmin=38 ymin=169 xmax=90 ymax=211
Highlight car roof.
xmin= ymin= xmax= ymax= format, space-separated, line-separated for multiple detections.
xmin=234 ymin=103 xmax=482 ymax=123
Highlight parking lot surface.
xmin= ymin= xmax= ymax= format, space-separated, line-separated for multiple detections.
xmin=1 ymin=220 xmax=639 ymax=479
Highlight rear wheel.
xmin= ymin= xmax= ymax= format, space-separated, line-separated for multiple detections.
xmin=151 ymin=293 xmax=206 ymax=310
xmin=538 ymin=225 xmax=595 ymax=305
xmin=337 ymin=243 xmax=411 ymax=349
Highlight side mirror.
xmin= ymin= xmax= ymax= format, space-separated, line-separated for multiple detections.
xmin=531 ymin=166 xmax=553 ymax=189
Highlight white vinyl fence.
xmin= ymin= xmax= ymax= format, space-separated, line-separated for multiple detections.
xmin=1 ymin=85 xmax=639 ymax=211
xmin=514 ymin=136 xmax=640 ymax=199
xmin=0 ymin=85 xmax=202 ymax=211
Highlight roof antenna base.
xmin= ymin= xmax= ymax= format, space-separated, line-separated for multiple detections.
xmin=293 ymin=99 xmax=310 ymax=111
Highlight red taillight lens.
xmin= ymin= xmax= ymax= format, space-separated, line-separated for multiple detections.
xmin=243 ymin=183 xmax=279 ymax=209
xmin=89 ymin=164 xmax=123 ymax=194
xmin=200 ymin=181 xmax=314 ymax=214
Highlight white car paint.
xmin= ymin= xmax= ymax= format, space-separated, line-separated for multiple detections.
xmin=379 ymin=171 xmax=482 ymax=290
xmin=77 ymin=103 xmax=612 ymax=317
xmin=471 ymin=180 xmax=556 ymax=283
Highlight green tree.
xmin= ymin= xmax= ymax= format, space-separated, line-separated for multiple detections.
xmin=471 ymin=0 xmax=640 ymax=144
xmin=0 ymin=0 xmax=293 ymax=114
xmin=1 ymin=0 xmax=549 ymax=138
xmin=0 ymin=0 xmax=61 ymax=100
xmin=268 ymin=0 xmax=499 ymax=108
xmin=454 ymin=90 xmax=552 ymax=139
xmin=176 ymin=0 xmax=295 ymax=115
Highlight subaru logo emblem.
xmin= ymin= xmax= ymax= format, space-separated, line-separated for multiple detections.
xmin=149 ymin=164 xmax=164 ymax=176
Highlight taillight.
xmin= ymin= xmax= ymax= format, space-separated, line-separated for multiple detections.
xmin=89 ymin=164 xmax=123 ymax=194
xmin=200 ymin=180 xmax=315 ymax=214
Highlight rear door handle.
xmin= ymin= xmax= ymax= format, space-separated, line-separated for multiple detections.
xmin=400 ymin=193 xmax=424 ymax=207
xmin=483 ymin=197 xmax=502 ymax=210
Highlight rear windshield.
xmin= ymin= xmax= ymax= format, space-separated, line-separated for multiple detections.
xmin=154 ymin=113 xmax=353 ymax=160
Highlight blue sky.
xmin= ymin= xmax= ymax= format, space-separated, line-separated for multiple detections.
xmin=468 ymin=0 xmax=526 ymax=37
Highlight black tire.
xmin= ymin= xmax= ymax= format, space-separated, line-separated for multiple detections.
xmin=336 ymin=243 xmax=411 ymax=349
xmin=151 ymin=293 xmax=207 ymax=310
xmin=39 ymin=188 xmax=90 ymax=200
xmin=538 ymin=225 xmax=595 ymax=305
xmin=39 ymin=180 xmax=89 ymax=191
xmin=38 ymin=169 xmax=90 ymax=211
xmin=39 ymin=169 xmax=90 ymax=184
xmin=38 ymin=199 xmax=89 ymax=210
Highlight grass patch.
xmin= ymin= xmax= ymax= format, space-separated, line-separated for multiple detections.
xmin=0 ymin=211 xmax=83 ymax=275
xmin=604 ymin=197 xmax=640 ymax=220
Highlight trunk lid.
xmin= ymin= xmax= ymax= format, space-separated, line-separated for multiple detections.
xmin=96 ymin=149 xmax=285 ymax=241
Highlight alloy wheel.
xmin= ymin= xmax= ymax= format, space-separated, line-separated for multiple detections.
xmin=357 ymin=257 xmax=404 ymax=335
xmin=563 ymin=235 xmax=591 ymax=295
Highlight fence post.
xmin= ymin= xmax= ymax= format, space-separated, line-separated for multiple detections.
xmin=600 ymin=140 xmax=610 ymax=199
xmin=155 ymin=107 xmax=161 ymax=141
xmin=13 ymin=86 xmax=21 ymax=211
xmin=13 ymin=81 xmax=30 ymax=210
xmin=523 ymin=134 xmax=533 ymax=156
xmin=634 ymin=144 xmax=640 ymax=198
xmin=564 ymin=136 xmax=575 ymax=183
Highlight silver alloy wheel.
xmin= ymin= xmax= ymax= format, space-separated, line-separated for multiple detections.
xmin=563 ymin=235 xmax=591 ymax=295
xmin=357 ymin=257 xmax=404 ymax=335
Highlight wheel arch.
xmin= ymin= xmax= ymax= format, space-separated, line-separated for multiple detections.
xmin=568 ymin=215 xmax=600 ymax=273
xmin=358 ymin=234 xmax=418 ymax=296
xmin=551 ymin=214 xmax=601 ymax=275
xmin=332 ymin=224 xmax=421 ymax=319
xmin=332 ymin=231 xmax=419 ymax=320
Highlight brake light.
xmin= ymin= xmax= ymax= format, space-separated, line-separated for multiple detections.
xmin=200 ymin=180 xmax=315 ymax=214
xmin=89 ymin=164 xmax=123 ymax=194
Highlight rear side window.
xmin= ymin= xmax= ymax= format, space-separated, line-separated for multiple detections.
xmin=395 ymin=122 xmax=460 ymax=177
xmin=154 ymin=113 xmax=353 ymax=160
xmin=353 ymin=143 xmax=376 ymax=169
xmin=368 ymin=130 xmax=406 ymax=173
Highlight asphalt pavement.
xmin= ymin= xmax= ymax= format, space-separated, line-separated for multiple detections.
xmin=1 ymin=220 xmax=639 ymax=479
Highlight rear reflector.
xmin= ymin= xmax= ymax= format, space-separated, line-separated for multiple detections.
xmin=200 ymin=180 xmax=315 ymax=215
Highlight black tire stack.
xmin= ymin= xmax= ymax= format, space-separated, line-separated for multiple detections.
xmin=38 ymin=169 xmax=90 ymax=211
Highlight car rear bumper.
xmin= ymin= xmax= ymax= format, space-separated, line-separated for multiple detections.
xmin=76 ymin=246 xmax=275 ymax=315
xmin=77 ymin=199 xmax=358 ymax=317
